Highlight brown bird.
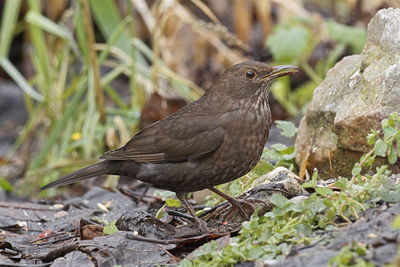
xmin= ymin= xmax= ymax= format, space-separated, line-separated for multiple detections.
xmin=42 ymin=61 xmax=298 ymax=231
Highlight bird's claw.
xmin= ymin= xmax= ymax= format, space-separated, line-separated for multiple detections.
xmin=226 ymin=198 xmax=255 ymax=221
xmin=193 ymin=217 xmax=210 ymax=233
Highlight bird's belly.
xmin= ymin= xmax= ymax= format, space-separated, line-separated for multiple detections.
xmin=136 ymin=161 xmax=225 ymax=192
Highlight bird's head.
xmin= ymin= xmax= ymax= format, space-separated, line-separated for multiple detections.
xmin=209 ymin=61 xmax=298 ymax=100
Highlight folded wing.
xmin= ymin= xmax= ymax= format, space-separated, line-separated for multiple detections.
xmin=101 ymin=114 xmax=225 ymax=163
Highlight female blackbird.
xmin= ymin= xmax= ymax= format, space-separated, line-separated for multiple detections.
xmin=42 ymin=61 xmax=298 ymax=232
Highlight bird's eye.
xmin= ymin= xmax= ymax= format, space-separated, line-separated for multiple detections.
xmin=245 ymin=70 xmax=256 ymax=79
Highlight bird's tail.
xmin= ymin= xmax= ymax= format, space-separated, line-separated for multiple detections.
xmin=41 ymin=161 xmax=109 ymax=190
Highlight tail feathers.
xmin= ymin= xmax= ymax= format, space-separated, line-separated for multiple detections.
xmin=41 ymin=161 xmax=109 ymax=190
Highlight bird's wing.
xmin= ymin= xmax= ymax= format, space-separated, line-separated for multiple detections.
xmin=100 ymin=114 xmax=225 ymax=163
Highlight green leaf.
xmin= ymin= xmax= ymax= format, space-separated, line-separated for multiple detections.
xmin=366 ymin=154 xmax=377 ymax=167
xmin=155 ymin=203 xmax=165 ymax=220
xmin=275 ymin=120 xmax=298 ymax=138
xmin=326 ymin=208 xmax=336 ymax=220
xmin=389 ymin=112 xmax=399 ymax=120
xmin=351 ymin=163 xmax=362 ymax=176
xmin=249 ymin=247 xmax=264 ymax=259
xmin=0 ymin=178 xmax=13 ymax=192
xmin=383 ymin=125 xmax=397 ymax=139
xmin=165 ymin=198 xmax=182 ymax=208
xmin=334 ymin=178 xmax=348 ymax=190
xmin=302 ymin=181 xmax=314 ymax=188
xmin=387 ymin=146 xmax=397 ymax=164
xmin=271 ymin=143 xmax=288 ymax=151
xmin=373 ymin=139 xmax=388 ymax=157
xmin=262 ymin=149 xmax=282 ymax=161
xmin=366 ymin=133 xmax=376 ymax=145
xmin=397 ymin=141 xmax=400 ymax=157
xmin=179 ymin=259 xmax=193 ymax=267
xmin=381 ymin=118 xmax=390 ymax=128
xmin=302 ymin=169 xmax=318 ymax=188
xmin=266 ymin=24 xmax=311 ymax=63
xmin=315 ymin=187 xmax=334 ymax=196
xmin=103 ymin=220 xmax=118 ymax=235
xmin=282 ymin=152 xmax=296 ymax=161
xmin=252 ymin=160 xmax=274 ymax=176
xmin=395 ymin=131 xmax=400 ymax=141
xmin=392 ymin=215 xmax=400 ymax=229
xmin=326 ymin=21 xmax=367 ymax=53
xmin=270 ymin=193 xmax=289 ymax=208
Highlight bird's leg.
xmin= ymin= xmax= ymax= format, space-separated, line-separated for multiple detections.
xmin=209 ymin=187 xmax=254 ymax=220
xmin=176 ymin=192 xmax=209 ymax=233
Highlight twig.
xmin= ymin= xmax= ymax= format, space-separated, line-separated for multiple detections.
xmin=37 ymin=243 xmax=78 ymax=262
xmin=31 ymin=232 xmax=70 ymax=244
xmin=167 ymin=210 xmax=194 ymax=220
xmin=126 ymin=232 xmax=191 ymax=245
xmin=35 ymin=235 xmax=76 ymax=246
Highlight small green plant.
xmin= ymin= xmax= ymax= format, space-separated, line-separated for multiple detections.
xmin=181 ymin=169 xmax=398 ymax=266
xmin=103 ymin=220 xmax=118 ymax=235
xmin=165 ymin=198 xmax=182 ymax=208
xmin=352 ymin=112 xmax=400 ymax=178
xmin=329 ymin=241 xmax=373 ymax=267
xmin=261 ymin=120 xmax=297 ymax=170
xmin=0 ymin=178 xmax=13 ymax=192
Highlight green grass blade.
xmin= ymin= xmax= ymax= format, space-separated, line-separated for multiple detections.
xmin=74 ymin=5 xmax=89 ymax=59
xmin=25 ymin=11 xmax=70 ymax=39
xmin=104 ymin=85 xmax=128 ymax=110
xmin=0 ymin=58 xmax=44 ymax=101
xmin=0 ymin=0 xmax=21 ymax=57
xmin=26 ymin=0 xmax=50 ymax=92
xmin=100 ymin=63 xmax=129 ymax=86
xmin=98 ymin=16 xmax=132 ymax=65
xmin=89 ymin=0 xmax=130 ymax=54
xmin=57 ymin=119 xmax=74 ymax=160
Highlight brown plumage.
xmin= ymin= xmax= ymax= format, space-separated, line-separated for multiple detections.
xmin=42 ymin=61 xmax=298 ymax=231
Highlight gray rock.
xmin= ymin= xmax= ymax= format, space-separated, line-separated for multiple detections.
xmin=295 ymin=8 xmax=400 ymax=178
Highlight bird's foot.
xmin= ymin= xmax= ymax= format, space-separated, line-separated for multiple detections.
xmin=192 ymin=216 xmax=210 ymax=233
xmin=225 ymin=198 xmax=255 ymax=221
xmin=209 ymin=187 xmax=255 ymax=221
xmin=176 ymin=192 xmax=212 ymax=234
